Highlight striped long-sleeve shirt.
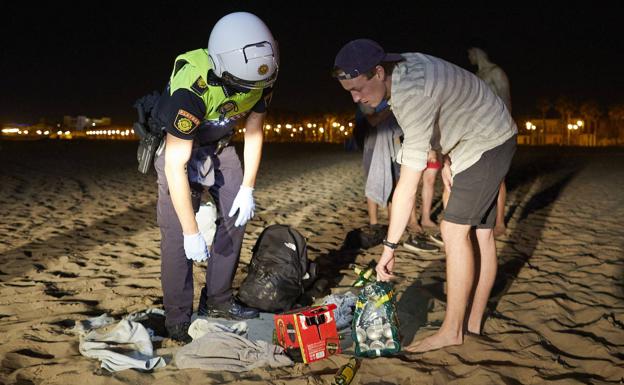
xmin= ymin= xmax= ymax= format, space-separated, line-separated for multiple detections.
xmin=390 ymin=53 xmax=517 ymax=175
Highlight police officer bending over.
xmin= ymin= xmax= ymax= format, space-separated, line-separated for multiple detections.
xmin=153 ymin=12 xmax=278 ymax=343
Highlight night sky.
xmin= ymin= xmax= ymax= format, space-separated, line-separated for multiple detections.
xmin=1 ymin=2 xmax=621 ymax=125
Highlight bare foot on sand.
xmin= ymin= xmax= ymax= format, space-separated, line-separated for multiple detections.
xmin=493 ymin=224 xmax=506 ymax=238
xmin=404 ymin=331 xmax=462 ymax=353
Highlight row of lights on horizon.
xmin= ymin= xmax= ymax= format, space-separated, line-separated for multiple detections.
xmin=86 ymin=129 xmax=135 ymax=137
xmin=2 ymin=128 xmax=52 ymax=135
xmin=3 ymin=121 xmax=356 ymax=139
xmin=1 ymin=128 xmax=136 ymax=138
xmin=525 ymin=120 xmax=584 ymax=131
xmin=236 ymin=122 xmax=354 ymax=137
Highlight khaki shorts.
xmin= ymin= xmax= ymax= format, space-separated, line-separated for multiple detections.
xmin=444 ymin=135 xmax=516 ymax=228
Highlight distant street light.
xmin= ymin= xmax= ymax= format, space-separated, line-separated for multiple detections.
xmin=576 ymin=120 xmax=586 ymax=145
xmin=567 ymin=123 xmax=579 ymax=145
xmin=525 ymin=121 xmax=537 ymax=144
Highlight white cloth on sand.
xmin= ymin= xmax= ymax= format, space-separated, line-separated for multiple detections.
xmin=73 ymin=313 xmax=116 ymax=333
xmin=187 ymin=318 xmax=248 ymax=340
xmin=79 ymin=320 xmax=166 ymax=372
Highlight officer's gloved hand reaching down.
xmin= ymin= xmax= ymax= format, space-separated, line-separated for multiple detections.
xmin=228 ymin=185 xmax=255 ymax=227
xmin=183 ymin=232 xmax=210 ymax=262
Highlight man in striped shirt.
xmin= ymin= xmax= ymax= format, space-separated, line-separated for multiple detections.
xmin=333 ymin=39 xmax=517 ymax=353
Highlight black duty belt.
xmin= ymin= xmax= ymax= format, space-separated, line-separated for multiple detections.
xmin=198 ymin=133 xmax=233 ymax=155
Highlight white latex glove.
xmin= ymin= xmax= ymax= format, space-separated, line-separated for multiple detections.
xmin=183 ymin=232 xmax=209 ymax=262
xmin=228 ymin=185 xmax=255 ymax=227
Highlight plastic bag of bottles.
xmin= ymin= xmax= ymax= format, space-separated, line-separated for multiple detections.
xmin=351 ymin=281 xmax=400 ymax=357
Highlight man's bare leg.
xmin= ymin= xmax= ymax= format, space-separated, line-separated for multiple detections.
xmin=420 ymin=167 xmax=439 ymax=228
xmin=493 ymin=182 xmax=506 ymax=237
xmin=405 ymin=220 xmax=473 ymax=352
xmin=407 ymin=198 xmax=422 ymax=234
xmin=367 ymin=197 xmax=379 ymax=225
xmin=465 ymin=228 xmax=497 ymax=334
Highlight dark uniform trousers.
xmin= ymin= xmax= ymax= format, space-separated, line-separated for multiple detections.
xmin=155 ymin=145 xmax=245 ymax=327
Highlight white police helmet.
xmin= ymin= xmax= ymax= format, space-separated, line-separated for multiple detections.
xmin=208 ymin=12 xmax=278 ymax=90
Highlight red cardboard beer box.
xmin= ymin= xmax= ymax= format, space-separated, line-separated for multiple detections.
xmin=274 ymin=304 xmax=341 ymax=363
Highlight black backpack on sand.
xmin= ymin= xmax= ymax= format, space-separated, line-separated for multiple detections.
xmin=238 ymin=224 xmax=316 ymax=313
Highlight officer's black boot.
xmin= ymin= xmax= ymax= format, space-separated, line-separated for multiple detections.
xmin=198 ymin=285 xmax=259 ymax=319
xmin=166 ymin=321 xmax=192 ymax=344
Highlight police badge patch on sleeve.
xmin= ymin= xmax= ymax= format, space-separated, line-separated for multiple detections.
xmin=174 ymin=109 xmax=201 ymax=134
xmin=191 ymin=76 xmax=208 ymax=96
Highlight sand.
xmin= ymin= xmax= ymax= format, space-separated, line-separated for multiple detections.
xmin=0 ymin=141 xmax=623 ymax=385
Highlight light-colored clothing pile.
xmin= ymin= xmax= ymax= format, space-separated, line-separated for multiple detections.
xmin=175 ymin=319 xmax=292 ymax=372
xmin=75 ymin=311 xmax=293 ymax=373
xmin=78 ymin=319 xmax=166 ymax=372
xmin=321 ymin=291 xmax=357 ymax=330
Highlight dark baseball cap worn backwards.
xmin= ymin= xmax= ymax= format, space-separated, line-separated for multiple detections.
xmin=333 ymin=39 xmax=403 ymax=80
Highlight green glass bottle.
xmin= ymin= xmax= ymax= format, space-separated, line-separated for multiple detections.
xmin=353 ymin=266 xmax=375 ymax=287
